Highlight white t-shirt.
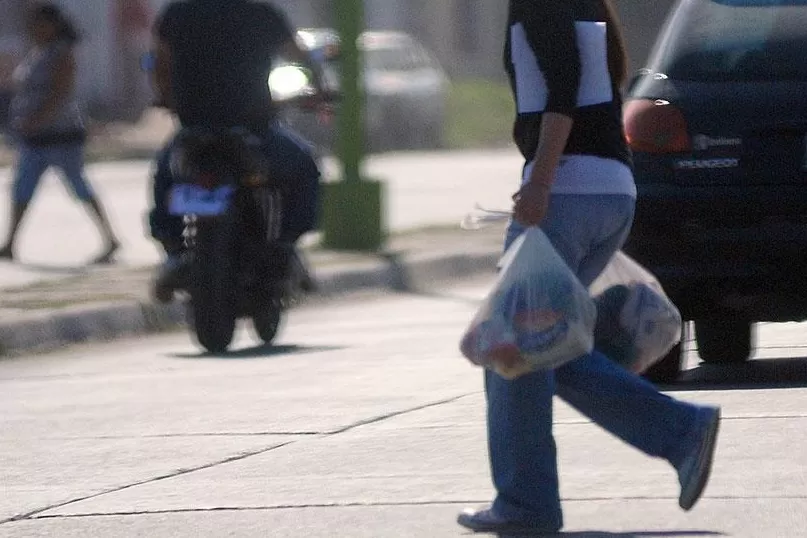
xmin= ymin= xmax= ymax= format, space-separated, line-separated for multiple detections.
xmin=522 ymin=155 xmax=637 ymax=198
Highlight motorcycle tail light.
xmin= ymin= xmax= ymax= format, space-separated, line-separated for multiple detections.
xmin=623 ymin=99 xmax=691 ymax=153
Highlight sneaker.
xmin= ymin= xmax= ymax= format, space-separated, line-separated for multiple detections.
xmin=457 ymin=507 xmax=559 ymax=535
xmin=91 ymin=240 xmax=120 ymax=265
xmin=677 ymin=406 xmax=721 ymax=511
xmin=0 ymin=244 xmax=13 ymax=261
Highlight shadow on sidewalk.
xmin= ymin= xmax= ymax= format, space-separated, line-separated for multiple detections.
xmin=660 ymin=356 xmax=807 ymax=392
xmin=495 ymin=531 xmax=723 ymax=537
xmin=167 ymin=343 xmax=344 ymax=360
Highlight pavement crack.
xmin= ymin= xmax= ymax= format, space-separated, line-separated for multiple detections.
xmin=325 ymin=393 xmax=479 ymax=435
xmin=31 ymin=432 xmax=324 ymax=441
xmin=0 ymin=439 xmax=301 ymax=526
xmin=21 ymin=494 xmax=807 ymax=521
xmin=26 ymin=502 xmax=485 ymax=521
xmin=0 ymin=393 xmax=477 ymax=527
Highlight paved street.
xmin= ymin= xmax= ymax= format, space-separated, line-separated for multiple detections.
xmin=0 ymin=150 xmax=522 ymax=289
xmin=2 ymin=279 xmax=807 ymax=537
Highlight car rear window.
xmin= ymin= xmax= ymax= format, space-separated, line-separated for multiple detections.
xmin=652 ymin=0 xmax=807 ymax=81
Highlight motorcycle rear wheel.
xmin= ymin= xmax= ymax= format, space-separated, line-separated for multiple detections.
xmin=188 ymin=217 xmax=239 ymax=354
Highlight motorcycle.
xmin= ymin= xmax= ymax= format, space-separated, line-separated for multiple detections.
xmin=142 ymin=51 xmax=336 ymax=352
xmin=167 ymin=128 xmax=296 ymax=353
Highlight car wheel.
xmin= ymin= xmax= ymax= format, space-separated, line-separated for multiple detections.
xmin=694 ymin=318 xmax=753 ymax=364
xmin=642 ymin=342 xmax=684 ymax=384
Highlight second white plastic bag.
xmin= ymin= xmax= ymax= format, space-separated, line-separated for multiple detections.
xmin=460 ymin=227 xmax=597 ymax=379
xmin=590 ymin=252 xmax=683 ymax=374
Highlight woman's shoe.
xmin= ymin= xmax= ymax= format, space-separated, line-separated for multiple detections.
xmin=91 ymin=241 xmax=120 ymax=265
xmin=0 ymin=245 xmax=14 ymax=261
xmin=457 ymin=507 xmax=560 ymax=534
xmin=677 ymin=406 xmax=721 ymax=511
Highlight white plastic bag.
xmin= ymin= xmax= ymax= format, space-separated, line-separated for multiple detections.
xmin=460 ymin=228 xmax=597 ymax=379
xmin=589 ymin=252 xmax=683 ymax=374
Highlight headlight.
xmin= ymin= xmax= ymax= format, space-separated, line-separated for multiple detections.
xmin=268 ymin=65 xmax=313 ymax=101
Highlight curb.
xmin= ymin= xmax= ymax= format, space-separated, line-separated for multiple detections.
xmin=0 ymin=249 xmax=500 ymax=358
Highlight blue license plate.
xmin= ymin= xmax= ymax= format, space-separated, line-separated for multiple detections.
xmin=169 ymin=184 xmax=235 ymax=216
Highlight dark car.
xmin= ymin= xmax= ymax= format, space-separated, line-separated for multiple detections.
xmin=622 ymin=0 xmax=807 ymax=381
xmin=272 ymin=28 xmax=450 ymax=153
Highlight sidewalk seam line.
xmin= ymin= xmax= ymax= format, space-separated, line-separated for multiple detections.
xmin=20 ymin=494 xmax=807 ymax=521
xmin=0 ymin=392 xmax=479 ymax=526
xmin=325 ymin=393 xmax=478 ymax=435
xmin=0 ymin=439 xmax=301 ymax=526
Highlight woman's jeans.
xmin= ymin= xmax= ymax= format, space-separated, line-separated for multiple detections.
xmin=12 ymin=142 xmax=95 ymax=204
xmin=487 ymin=194 xmax=702 ymax=529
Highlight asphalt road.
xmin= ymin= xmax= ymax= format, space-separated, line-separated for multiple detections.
xmin=2 ymin=280 xmax=807 ymax=537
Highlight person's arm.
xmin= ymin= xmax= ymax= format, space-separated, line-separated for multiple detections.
xmin=278 ymin=37 xmax=325 ymax=92
xmin=150 ymin=5 xmax=181 ymax=109
xmin=152 ymin=37 xmax=173 ymax=109
xmin=262 ymin=5 xmax=325 ymax=93
xmin=519 ymin=1 xmax=580 ymax=188
xmin=22 ymin=47 xmax=76 ymax=132
xmin=511 ymin=2 xmax=581 ymax=225
xmin=513 ymin=112 xmax=575 ymax=226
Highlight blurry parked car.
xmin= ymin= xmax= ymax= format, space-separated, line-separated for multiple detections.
xmin=271 ymin=28 xmax=450 ymax=153
xmin=622 ymin=0 xmax=807 ymax=382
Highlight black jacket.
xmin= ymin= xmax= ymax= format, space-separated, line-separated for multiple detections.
xmin=505 ymin=0 xmax=631 ymax=167
xmin=157 ymin=0 xmax=294 ymax=130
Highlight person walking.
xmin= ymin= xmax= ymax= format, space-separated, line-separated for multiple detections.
xmin=0 ymin=3 xmax=119 ymax=263
xmin=457 ymin=1 xmax=721 ymax=533
xmin=0 ymin=34 xmax=24 ymax=134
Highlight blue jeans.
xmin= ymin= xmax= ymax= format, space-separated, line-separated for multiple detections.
xmin=487 ymin=194 xmax=705 ymax=529
xmin=12 ymin=142 xmax=95 ymax=204
xmin=148 ymin=123 xmax=320 ymax=252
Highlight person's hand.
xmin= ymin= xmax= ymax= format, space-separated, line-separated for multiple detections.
xmin=152 ymin=98 xmax=173 ymax=110
xmin=513 ymin=180 xmax=551 ymax=227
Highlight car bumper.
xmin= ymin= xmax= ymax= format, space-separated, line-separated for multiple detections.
xmin=624 ymin=183 xmax=807 ymax=320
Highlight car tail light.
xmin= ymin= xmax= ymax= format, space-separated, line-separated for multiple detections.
xmin=623 ymin=99 xmax=691 ymax=153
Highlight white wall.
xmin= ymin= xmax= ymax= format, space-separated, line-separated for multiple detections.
xmin=63 ymin=0 xmax=116 ymax=117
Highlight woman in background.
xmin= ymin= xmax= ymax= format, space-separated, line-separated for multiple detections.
xmin=1 ymin=2 xmax=119 ymax=263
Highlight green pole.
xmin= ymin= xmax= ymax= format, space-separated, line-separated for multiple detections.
xmin=335 ymin=0 xmax=363 ymax=183
xmin=321 ymin=0 xmax=385 ymax=251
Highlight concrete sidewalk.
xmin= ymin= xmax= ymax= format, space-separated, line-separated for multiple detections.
xmin=0 ymin=147 xmax=521 ymax=288
xmin=3 ymin=279 xmax=806 ymax=537
xmin=0 ymin=224 xmax=506 ymax=358
xmin=0 ymin=111 xmax=520 ymax=357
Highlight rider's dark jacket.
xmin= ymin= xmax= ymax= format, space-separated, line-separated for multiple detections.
xmin=156 ymin=0 xmax=294 ymax=131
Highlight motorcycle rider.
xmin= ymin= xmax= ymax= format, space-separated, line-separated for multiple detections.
xmin=148 ymin=0 xmax=325 ymax=302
